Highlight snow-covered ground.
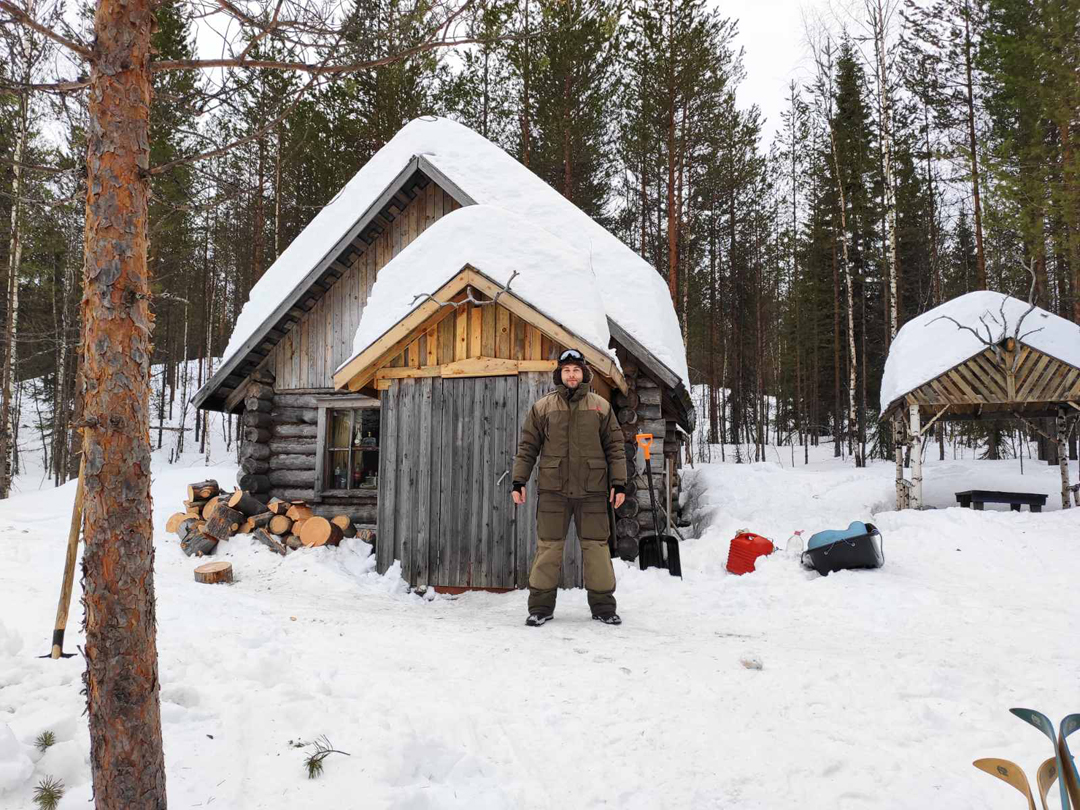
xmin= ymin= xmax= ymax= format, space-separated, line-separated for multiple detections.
xmin=1 ymin=438 xmax=1078 ymax=808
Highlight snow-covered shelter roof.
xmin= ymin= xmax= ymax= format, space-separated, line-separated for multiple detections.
xmin=880 ymin=291 xmax=1080 ymax=416
xmin=334 ymin=205 xmax=617 ymax=384
xmin=198 ymin=116 xmax=689 ymax=415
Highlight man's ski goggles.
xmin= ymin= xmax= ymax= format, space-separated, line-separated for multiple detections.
xmin=558 ymin=349 xmax=584 ymax=363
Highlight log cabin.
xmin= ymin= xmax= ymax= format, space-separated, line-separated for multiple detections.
xmin=194 ymin=116 xmax=695 ymax=591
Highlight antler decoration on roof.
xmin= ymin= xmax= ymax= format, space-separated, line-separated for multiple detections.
xmin=410 ymin=270 xmax=519 ymax=310
xmin=929 ymin=259 xmax=1044 ymax=372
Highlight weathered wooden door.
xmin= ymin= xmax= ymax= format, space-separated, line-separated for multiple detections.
xmin=377 ymin=372 xmax=585 ymax=591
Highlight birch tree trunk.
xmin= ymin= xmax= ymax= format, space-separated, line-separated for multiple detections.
xmin=872 ymin=0 xmax=899 ymax=340
xmin=963 ymin=4 xmax=987 ymax=290
xmin=0 ymin=82 xmax=27 ymax=499
xmin=81 ymin=0 xmax=167 ymax=802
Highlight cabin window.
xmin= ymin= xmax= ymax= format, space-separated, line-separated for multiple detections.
xmin=314 ymin=397 xmax=380 ymax=498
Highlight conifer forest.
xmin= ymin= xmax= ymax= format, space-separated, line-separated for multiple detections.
xmin=1 ymin=0 xmax=1078 ymax=501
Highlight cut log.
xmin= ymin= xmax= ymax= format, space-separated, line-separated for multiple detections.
xmin=330 ymin=515 xmax=357 ymax=538
xmin=201 ymin=496 xmax=221 ymax=520
xmin=253 ymin=528 xmax=287 ymax=556
xmin=166 ymin=512 xmax=188 ymax=534
xmin=614 ymin=390 xmax=640 ymax=409
xmin=236 ymin=473 xmax=270 ymax=493
xmin=183 ymin=498 xmax=208 ymax=511
xmin=251 ymin=367 xmax=275 ymax=384
xmin=272 ymin=453 xmax=318 ymax=471
xmin=622 ymin=361 xmax=639 ymax=378
xmin=227 ymin=490 xmax=266 ymax=516
xmin=186 ymin=480 xmax=220 ymax=501
xmin=270 ymin=407 xmax=318 ymax=425
xmin=194 ymin=561 xmax=233 ymax=584
xmin=268 ymin=514 xmax=294 ymax=536
xmin=618 ymin=408 xmax=639 ymax=426
xmin=300 ymin=517 xmax=343 ymax=548
xmin=267 ymin=498 xmax=288 ymax=514
xmin=243 ymin=426 xmax=272 ymax=444
xmin=286 ymin=503 xmax=314 ymax=521
xmin=246 ymin=381 xmax=275 ymax=401
xmin=185 ymin=508 xmax=203 ymax=520
xmin=268 ymin=469 xmax=316 ymax=488
xmin=637 ymin=385 xmax=661 ymax=404
xmin=268 ymin=439 xmax=316 ymax=455
xmin=271 ymin=423 xmax=318 ymax=439
xmin=285 ymin=534 xmax=303 ymax=550
xmin=615 ymin=497 xmax=639 ymax=519
xmin=616 ymin=535 xmax=639 ymax=561
xmin=291 ymin=518 xmax=308 ymax=536
xmin=251 ymin=511 xmax=275 ymax=529
xmin=177 ymin=518 xmax=204 ymax=542
xmin=241 ymin=457 xmax=271 ymax=475
xmin=272 ymin=393 xmax=320 ymax=410
xmin=242 ymin=411 xmax=273 ymax=429
xmin=238 ymin=517 xmax=255 ymax=534
xmin=244 ymin=396 xmax=274 ymax=413
xmin=269 ymin=488 xmax=317 ymax=503
xmin=356 ymin=528 xmax=376 ymax=545
xmin=310 ymin=504 xmax=378 ymax=524
xmin=616 ymin=517 xmax=640 ymax=539
xmin=205 ymin=505 xmax=244 ymax=541
xmin=623 ymin=479 xmax=637 ymax=498
xmin=181 ymin=531 xmax=217 ymax=557
xmin=636 ymin=403 xmax=662 ymax=420
xmin=240 ymin=443 xmax=271 ymax=461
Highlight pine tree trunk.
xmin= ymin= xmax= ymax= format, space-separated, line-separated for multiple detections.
xmin=81 ymin=0 xmax=168 ymax=802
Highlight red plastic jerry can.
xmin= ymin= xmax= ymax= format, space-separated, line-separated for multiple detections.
xmin=726 ymin=531 xmax=774 ymax=575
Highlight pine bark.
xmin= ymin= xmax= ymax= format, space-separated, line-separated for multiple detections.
xmin=80 ymin=0 xmax=167 ymax=802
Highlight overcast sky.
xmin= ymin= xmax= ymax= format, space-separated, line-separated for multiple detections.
xmin=723 ymin=0 xmax=826 ymax=146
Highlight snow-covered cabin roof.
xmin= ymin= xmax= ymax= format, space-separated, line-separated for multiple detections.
xmin=337 ymin=205 xmax=615 ymax=378
xmin=217 ymin=116 xmax=688 ymax=395
xmin=880 ymin=291 xmax=1080 ymax=415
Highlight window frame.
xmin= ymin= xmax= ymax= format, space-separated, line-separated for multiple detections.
xmin=313 ymin=395 xmax=381 ymax=501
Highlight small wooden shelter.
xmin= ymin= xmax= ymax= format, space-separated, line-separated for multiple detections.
xmin=194 ymin=117 xmax=695 ymax=592
xmin=881 ymin=291 xmax=1080 ymax=510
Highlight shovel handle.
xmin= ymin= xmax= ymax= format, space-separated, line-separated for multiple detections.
xmin=635 ymin=433 xmax=654 ymax=461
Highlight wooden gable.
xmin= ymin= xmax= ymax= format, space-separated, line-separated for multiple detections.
xmin=889 ymin=341 xmax=1080 ymax=420
xmin=333 ymin=267 xmax=626 ymax=396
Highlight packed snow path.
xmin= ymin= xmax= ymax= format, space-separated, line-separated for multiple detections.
xmin=1 ymin=448 xmax=1077 ymax=808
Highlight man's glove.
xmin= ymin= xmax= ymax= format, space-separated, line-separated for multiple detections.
xmin=511 ymin=481 xmax=525 ymax=495
xmin=612 ymin=484 xmax=625 ymax=496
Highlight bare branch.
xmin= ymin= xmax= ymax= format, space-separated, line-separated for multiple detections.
xmin=0 ymin=76 xmax=89 ymax=93
xmin=0 ymin=0 xmax=93 ymax=59
xmin=930 ymin=314 xmax=995 ymax=347
xmin=150 ymin=36 xmax=489 ymax=74
xmin=1011 ymin=257 xmax=1039 ymax=342
xmin=235 ymin=0 xmax=286 ymax=61
xmin=411 ymin=271 xmax=520 ymax=309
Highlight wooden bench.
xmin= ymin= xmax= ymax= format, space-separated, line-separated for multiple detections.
xmin=955 ymin=490 xmax=1048 ymax=512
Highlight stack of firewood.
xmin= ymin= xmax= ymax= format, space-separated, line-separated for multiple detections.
xmin=165 ymin=480 xmax=373 ymax=558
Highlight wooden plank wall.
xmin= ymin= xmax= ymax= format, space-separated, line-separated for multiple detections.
xmin=387 ymin=299 xmax=562 ymax=369
xmin=377 ymin=370 xmax=588 ymax=590
xmin=268 ymin=184 xmax=462 ymax=389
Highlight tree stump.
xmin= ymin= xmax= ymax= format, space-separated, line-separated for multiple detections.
xmin=268 ymin=514 xmax=294 ymax=535
xmin=330 ymin=515 xmax=357 ymax=538
xmin=228 ymin=490 xmax=266 ymax=517
xmin=253 ymin=528 xmax=288 ymax=556
xmin=205 ymin=505 xmax=244 ymax=542
xmin=194 ymin=561 xmax=233 ymax=584
xmin=187 ymin=480 xmax=219 ymax=501
xmin=300 ymin=517 xmax=343 ymax=547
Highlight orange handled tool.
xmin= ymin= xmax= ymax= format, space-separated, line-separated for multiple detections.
xmin=635 ymin=433 xmax=653 ymax=459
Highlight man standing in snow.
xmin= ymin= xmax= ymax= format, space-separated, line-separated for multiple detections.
xmin=511 ymin=349 xmax=627 ymax=626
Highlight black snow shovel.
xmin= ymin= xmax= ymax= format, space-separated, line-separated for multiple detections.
xmin=635 ymin=433 xmax=682 ymax=578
